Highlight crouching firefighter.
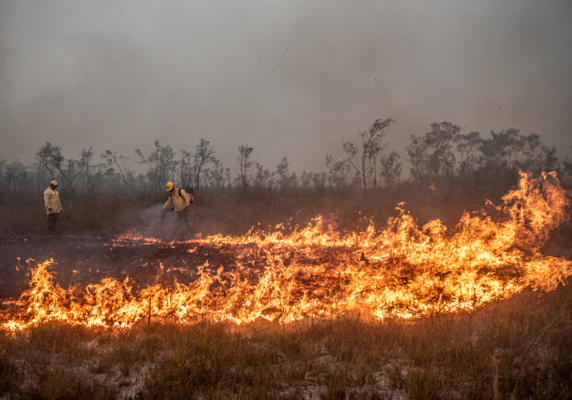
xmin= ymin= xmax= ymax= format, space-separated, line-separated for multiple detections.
xmin=161 ymin=182 xmax=195 ymax=236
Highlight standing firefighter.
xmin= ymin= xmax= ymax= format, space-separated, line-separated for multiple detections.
xmin=44 ymin=180 xmax=62 ymax=233
xmin=161 ymin=182 xmax=194 ymax=236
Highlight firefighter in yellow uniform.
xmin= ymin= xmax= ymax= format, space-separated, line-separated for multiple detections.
xmin=44 ymin=180 xmax=62 ymax=232
xmin=162 ymin=182 xmax=194 ymax=236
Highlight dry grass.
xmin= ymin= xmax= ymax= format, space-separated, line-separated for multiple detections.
xmin=1 ymin=181 xmax=571 ymax=398
xmin=0 ymin=183 xmax=495 ymax=238
xmin=1 ymin=282 xmax=571 ymax=399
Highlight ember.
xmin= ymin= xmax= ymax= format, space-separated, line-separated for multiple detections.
xmin=3 ymin=172 xmax=570 ymax=331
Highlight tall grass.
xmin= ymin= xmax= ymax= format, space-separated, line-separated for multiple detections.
xmin=1 ymin=282 xmax=571 ymax=399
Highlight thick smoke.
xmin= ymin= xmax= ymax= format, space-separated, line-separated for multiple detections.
xmin=139 ymin=203 xmax=200 ymax=241
xmin=139 ymin=204 xmax=176 ymax=240
xmin=0 ymin=0 xmax=571 ymax=173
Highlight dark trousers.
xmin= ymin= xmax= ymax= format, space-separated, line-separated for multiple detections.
xmin=47 ymin=213 xmax=60 ymax=232
xmin=175 ymin=208 xmax=194 ymax=234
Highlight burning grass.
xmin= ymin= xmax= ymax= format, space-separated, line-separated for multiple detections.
xmin=2 ymin=172 xmax=571 ymax=331
xmin=0 ymin=171 xmax=571 ymax=398
xmin=0 ymin=284 xmax=571 ymax=399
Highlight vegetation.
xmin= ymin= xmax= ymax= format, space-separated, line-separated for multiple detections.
xmin=1 ymin=119 xmax=571 ymax=398
xmin=0 ymin=279 xmax=571 ymax=399
xmin=1 ymin=119 xmax=571 ymax=200
xmin=1 ymin=118 xmax=570 ymax=238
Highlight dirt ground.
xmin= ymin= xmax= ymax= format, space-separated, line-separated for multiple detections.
xmin=0 ymin=232 xmax=346 ymax=311
xmin=0 ymin=234 xmax=218 ymax=304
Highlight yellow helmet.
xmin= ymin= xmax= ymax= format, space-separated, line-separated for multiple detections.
xmin=50 ymin=180 xmax=58 ymax=186
xmin=166 ymin=182 xmax=175 ymax=191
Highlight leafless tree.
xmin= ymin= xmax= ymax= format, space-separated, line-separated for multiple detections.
xmin=203 ymin=158 xmax=228 ymax=189
xmin=276 ymin=157 xmax=290 ymax=192
xmin=5 ymin=159 xmax=25 ymax=192
xmin=311 ymin=172 xmax=327 ymax=190
xmin=252 ymin=162 xmax=267 ymax=188
xmin=237 ymin=144 xmax=253 ymax=198
xmin=101 ymin=150 xmax=136 ymax=193
xmin=38 ymin=142 xmax=93 ymax=194
xmin=37 ymin=142 xmax=57 ymax=180
xmin=135 ymin=140 xmax=178 ymax=192
xmin=176 ymin=150 xmax=192 ymax=190
xmin=343 ymin=118 xmax=393 ymax=195
xmin=380 ymin=151 xmax=402 ymax=188
xmin=325 ymin=155 xmax=350 ymax=188
xmin=192 ymin=139 xmax=215 ymax=192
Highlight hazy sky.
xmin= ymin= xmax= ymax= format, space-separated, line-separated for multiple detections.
xmin=1 ymin=0 xmax=571 ymax=174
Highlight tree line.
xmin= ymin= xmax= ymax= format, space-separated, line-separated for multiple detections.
xmin=1 ymin=119 xmax=572 ymax=198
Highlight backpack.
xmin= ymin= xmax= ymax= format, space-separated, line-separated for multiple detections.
xmin=178 ymin=189 xmax=195 ymax=206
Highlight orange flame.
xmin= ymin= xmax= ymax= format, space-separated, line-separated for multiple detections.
xmin=2 ymin=171 xmax=570 ymax=331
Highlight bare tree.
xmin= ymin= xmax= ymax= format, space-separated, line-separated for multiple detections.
xmin=380 ymin=151 xmax=402 ymax=188
xmin=311 ymin=172 xmax=327 ymax=190
xmin=424 ymin=122 xmax=460 ymax=176
xmin=275 ymin=157 xmax=290 ymax=192
xmin=37 ymin=142 xmax=57 ymax=180
xmin=5 ymin=159 xmax=25 ymax=192
xmin=224 ymin=168 xmax=232 ymax=188
xmin=252 ymin=162 xmax=267 ymax=188
xmin=192 ymin=139 xmax=215 ymax=192
xmin=178 ymin=150 xmax=194 ymax=190
xmin=325 ymin=155 xmax=349 ymax=188
xmin=301 ymin=170 xmax=311 ymax=189
xmin=101 ymin=150 xmax=136 ymax=193
xmin=135 ymin=140 xmax=178 ymax=192
xmin=237 ymin=144 xmax=254 ymax=198
xmin=31 ymin=159 xmax=48 ymax=195
xmin=35 ymin=152 xmax=50 ymax=194
xmin=203 ymin=158 xmax=228 ymax=189
xmin=289 ymin=171 xmax=298 ymax=188
xmin=38 ymin=142 xmax=93 ymax=194
xmin=343 ymin=118 xmax=393 ymax=195
xmin=406 ymin=122 xmax=461 ymax=183
xmin=406 ymin=134 xmax=430 ymax=181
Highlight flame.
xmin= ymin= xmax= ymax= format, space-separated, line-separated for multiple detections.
xmin=2 ymin=171 xmax=570 ymax=331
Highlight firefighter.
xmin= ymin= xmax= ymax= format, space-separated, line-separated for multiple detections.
xmin=162 ymin=182 xmax=194 ymax=235
xmin=44 ymin=180 xmax=62 ymax=233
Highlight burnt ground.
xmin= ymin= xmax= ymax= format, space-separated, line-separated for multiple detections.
xmin=0 ymin=234 xmax=244 ymax=305
xmin=1 ymin=225 xmax=570 ymax=323
xmin=0 ymin=233 xmax=348 ymax=308
xmin=1 ymin=226 xmax=570 ymax=303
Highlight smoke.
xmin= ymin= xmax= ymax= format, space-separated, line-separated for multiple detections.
xmin=139 ymin=204 xmax=164 ymax=226
xmin=1 ymin=0 xmax=571 ymax=174
xmin=139 ymin=203 xmax=175 ymax=240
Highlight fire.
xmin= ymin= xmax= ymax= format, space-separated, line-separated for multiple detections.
xmin=2 ymin=171 xmax=570 ymax=331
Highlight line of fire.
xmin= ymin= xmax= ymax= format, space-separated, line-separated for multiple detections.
xmin=1 ymin=171 xmax=570 ymax=332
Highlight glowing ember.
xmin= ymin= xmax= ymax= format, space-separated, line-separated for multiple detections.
xmin=2 ymin=171 xmax=570 ymax=331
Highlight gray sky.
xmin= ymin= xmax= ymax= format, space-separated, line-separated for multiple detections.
xmin=1 ymin=0 xmax=571 ymax=174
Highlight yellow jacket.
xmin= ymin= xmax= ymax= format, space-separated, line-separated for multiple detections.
xmin=163 ymin=188 xmax=189 ymax=212
xmin=44 ymin=187 xmax=62 ymax=215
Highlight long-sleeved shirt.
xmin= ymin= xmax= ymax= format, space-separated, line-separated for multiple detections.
xmin=163 ymin=188 xmax=189 ymax=212
xmin=43 ymin=187 xmax=62 ymax=215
